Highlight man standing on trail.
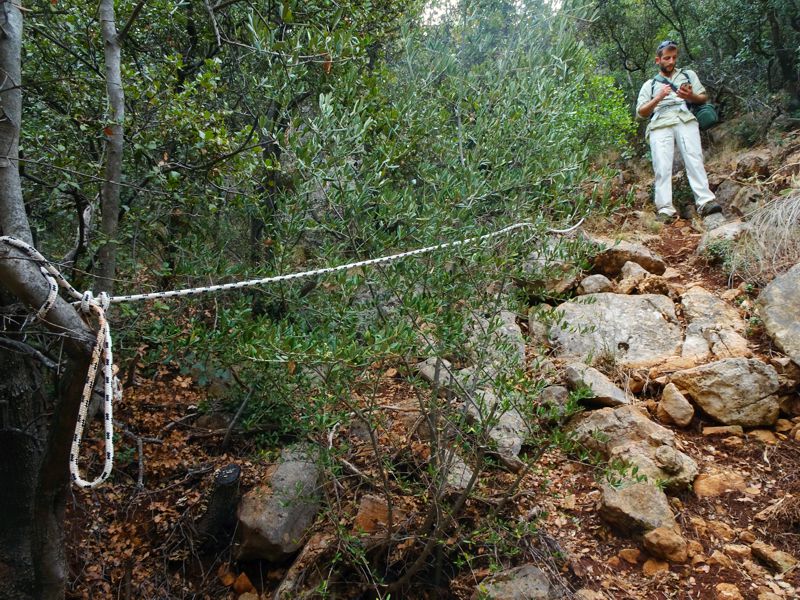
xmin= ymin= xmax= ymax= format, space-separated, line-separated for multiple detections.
xmin=636 ymin=40 xmax=721 ymax=223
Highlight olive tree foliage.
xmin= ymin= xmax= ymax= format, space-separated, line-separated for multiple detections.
xmin=2 ymin=0 xmax=633 ymax=596
xmin=579 ymin=0 xmax=800 ymax=111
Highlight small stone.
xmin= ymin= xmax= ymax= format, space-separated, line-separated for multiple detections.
xmin=600 ymin=481 xmax=676 ymax=533
xmin=722 ymin=436 xmax=744 ymax=448
xmin=642 ymin=559 xmax=669 ymax=576
xmin=353 ymin=495 xmax=407 ymax=534
xmin=757 ymin=592 xmax=783 ymax=600
xmin=709 ymin=550 xmax=734 ymax=569
xmin=776 ymin=419 xmax=794 ymax=433
xmin=707 ymin=520 xmax=736 ymax=542
xmin=574 ymin=590 xmax=606 ymax=600
xmin=607 ymin=556 xmax=620 ymax=568
xmin=578 ymin=274 xmax=614 ymax=295
xmin=723 ymin=544 xmax=752 ymax=560
xmin=739 ymin=531 xmax=757 ymax=544
xmin=687 ymin=540 xmax=704 ymax=557
xmin=749 ymin=429 xmax=778 ymax=444
xmin=621 ymin=261 xmax=650 ymax=279
xmin=565 ymin=363 xmax=629 ymax=406
xmin=694 ymin=471 xmax=748 ymax=497
xmin=703 ymin=425 xmax=744 ymax=437
xmin=657 ymin=383 xmax=694 ymax=427
xmin=715 ymin=583 xmax=744 ymax=600
xmin=692 ymin=553 xmax=708 ymax=566
xmin=471 ymin=564 xmax=551 ymax=600
xmin=751 ymin=540 xmax=799 ymax=573
xmin=643 ymin=527 xmax=688 ymax=563
xmin=618 ymin=548 xmax=641 ymax=564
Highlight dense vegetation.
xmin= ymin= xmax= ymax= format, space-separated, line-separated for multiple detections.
xmin=2 ymin=0 xmax=794 ymax=597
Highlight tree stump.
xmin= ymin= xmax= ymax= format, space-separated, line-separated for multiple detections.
xmin=196 ymin=463 xmax=241 ymax=551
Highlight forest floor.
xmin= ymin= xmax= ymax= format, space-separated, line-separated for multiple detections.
xmin=66 ymin=125 xmax=800 ymax=600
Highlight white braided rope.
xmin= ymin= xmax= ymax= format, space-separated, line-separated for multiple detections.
xmin=0 ymin=217 xmax=582 ymax=488
xmin=1 ymin=236 xmax=118 ymax=488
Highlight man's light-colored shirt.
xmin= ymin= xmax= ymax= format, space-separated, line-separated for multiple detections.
xmin=636 ymin=68 xmax=706 ymax=137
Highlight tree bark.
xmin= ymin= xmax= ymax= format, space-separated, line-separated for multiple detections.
xmin=96 ymin=0 xmax=125 ymax=294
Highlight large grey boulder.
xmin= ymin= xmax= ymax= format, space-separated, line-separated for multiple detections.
xmin=590 ymin=238 xmax=667 ymax=277
xmin=549 ymin=294 xmax=683 ymax=368
xmin=465 ymin=389 xmax=526 ymax=471
xmin=670 ymin=358 xmax=781 ymax=426
xmin=569 ymin=405 xmax=698 ymax=491
xmin=565 ymin=363 xmax=629 ymax=406
xmin=696 ymin=220 xmax=749 ymax=255
xmin=472 ymin=564 xmax=556 ymax=600
xmin=467 ymin=311 xmax=526 ymax=371
xmin=757 ymin=263 xmax=800 ymax=366
xmin=600 ymin=481 xmax=676 ymax=534
xmin=236 ymin=446 xmax=321 ymax=561
xmin=680 ymin=286 xmax=750 ymax=361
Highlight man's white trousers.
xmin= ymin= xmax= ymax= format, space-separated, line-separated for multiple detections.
xmin=650 ymin=120 xmax=715 ymax=216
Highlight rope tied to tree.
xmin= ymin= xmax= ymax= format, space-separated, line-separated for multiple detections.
xmin=0 ymin=217 xmax=583 ymax=488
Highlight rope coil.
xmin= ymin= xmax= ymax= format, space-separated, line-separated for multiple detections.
xmin=0 ymin=217 xmax=582 ymax=488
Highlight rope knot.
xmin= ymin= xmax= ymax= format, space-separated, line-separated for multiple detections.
xmin=98 ymin=291 xmax=111 ymax=311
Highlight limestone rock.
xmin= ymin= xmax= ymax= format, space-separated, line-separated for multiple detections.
xmin=657 ymin=383 xmax=694 ymax=427
xmin=445 ymin=452 xmax=475 ymax=492
xmin=465 ymin=389 xmax=526 ymax=470
xmin=758 ymin=263 xmax=800 ymax=366
xmin=715 ymin=583 xmax=744 ymax=600
xmin=590 ymin=238 xmax=667 ymax=277
xmin=538 ymin=385 xmax=571 ymax=423
xmin=600 ymin=481 xmax=675 ymax=533
xmin=670 ymin=358 xmax=780 ymax=426
xmin=569 ymin=405 xmax=698 ymax=491
xmin=730 ymin=186 xmax=765 ymax=216
xmin=471 ymin=564 xmax=554 ymax=600
xmin=415 ymin=357 xmax=457 ymax=395
xmin=621 ymin=261 xmax=650 ymax=279
xmin=467 ymin=311 xmax=526 ymax=371
xmin=751 ymin=540 xmax=798 ymax=574
xmin=713 ymin=179 xmax=742 ymax=210
xmin=697 ymin=221 xmax=750 ymax=255
xmin=353 ymin=495 xmax=407 ymax=534
xmin=565 ymin=363 xmax=628 ymax=407
xmin=236 ymin=446 xmax=320 ymax=561
xmin=735 ymin=149 xmax=772 ymax=179
xmin=702 ymin=425 xmax=744 ymax=437
xmin=643 ymin=527 xmax=688 ymax=563
xmin=693 ymin=469 xmax=747 ymax=497
xmin=578 ymin=274 xmax=613 ymax=295
xmin=550 ymin=294 xmax=683 ymax=369
xmin=680 ymin=286 xmax=750 ymax=361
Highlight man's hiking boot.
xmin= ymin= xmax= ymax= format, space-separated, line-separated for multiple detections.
xmin=656 ymin=211 xmax=677 ymax=224
xmin=698 ymin=201 xmax=722 ymax=217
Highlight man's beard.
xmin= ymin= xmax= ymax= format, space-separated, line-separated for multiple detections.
xmin=660 ymin=65 xmax=675 ymax=75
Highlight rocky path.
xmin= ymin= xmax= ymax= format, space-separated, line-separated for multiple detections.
xmin=507 ymin=214 xmax=800 ymax=600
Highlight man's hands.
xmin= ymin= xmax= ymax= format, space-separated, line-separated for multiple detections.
xmin=656 ymin=83 xmax=673 ymax=100
xmin=677 ymin=83 xmax=693 ymax=101
xmin=638 ymin=83 xmax=673 ymax=118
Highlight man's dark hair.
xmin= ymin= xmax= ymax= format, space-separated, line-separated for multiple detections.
xmin=656 ymin=40 xmax=678 ymax=57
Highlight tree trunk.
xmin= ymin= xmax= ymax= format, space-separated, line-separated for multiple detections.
xmin=96 ymin=0 xmax=125 ymax=294
xmin=0 ymin=4 xmax=96 ymax=599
